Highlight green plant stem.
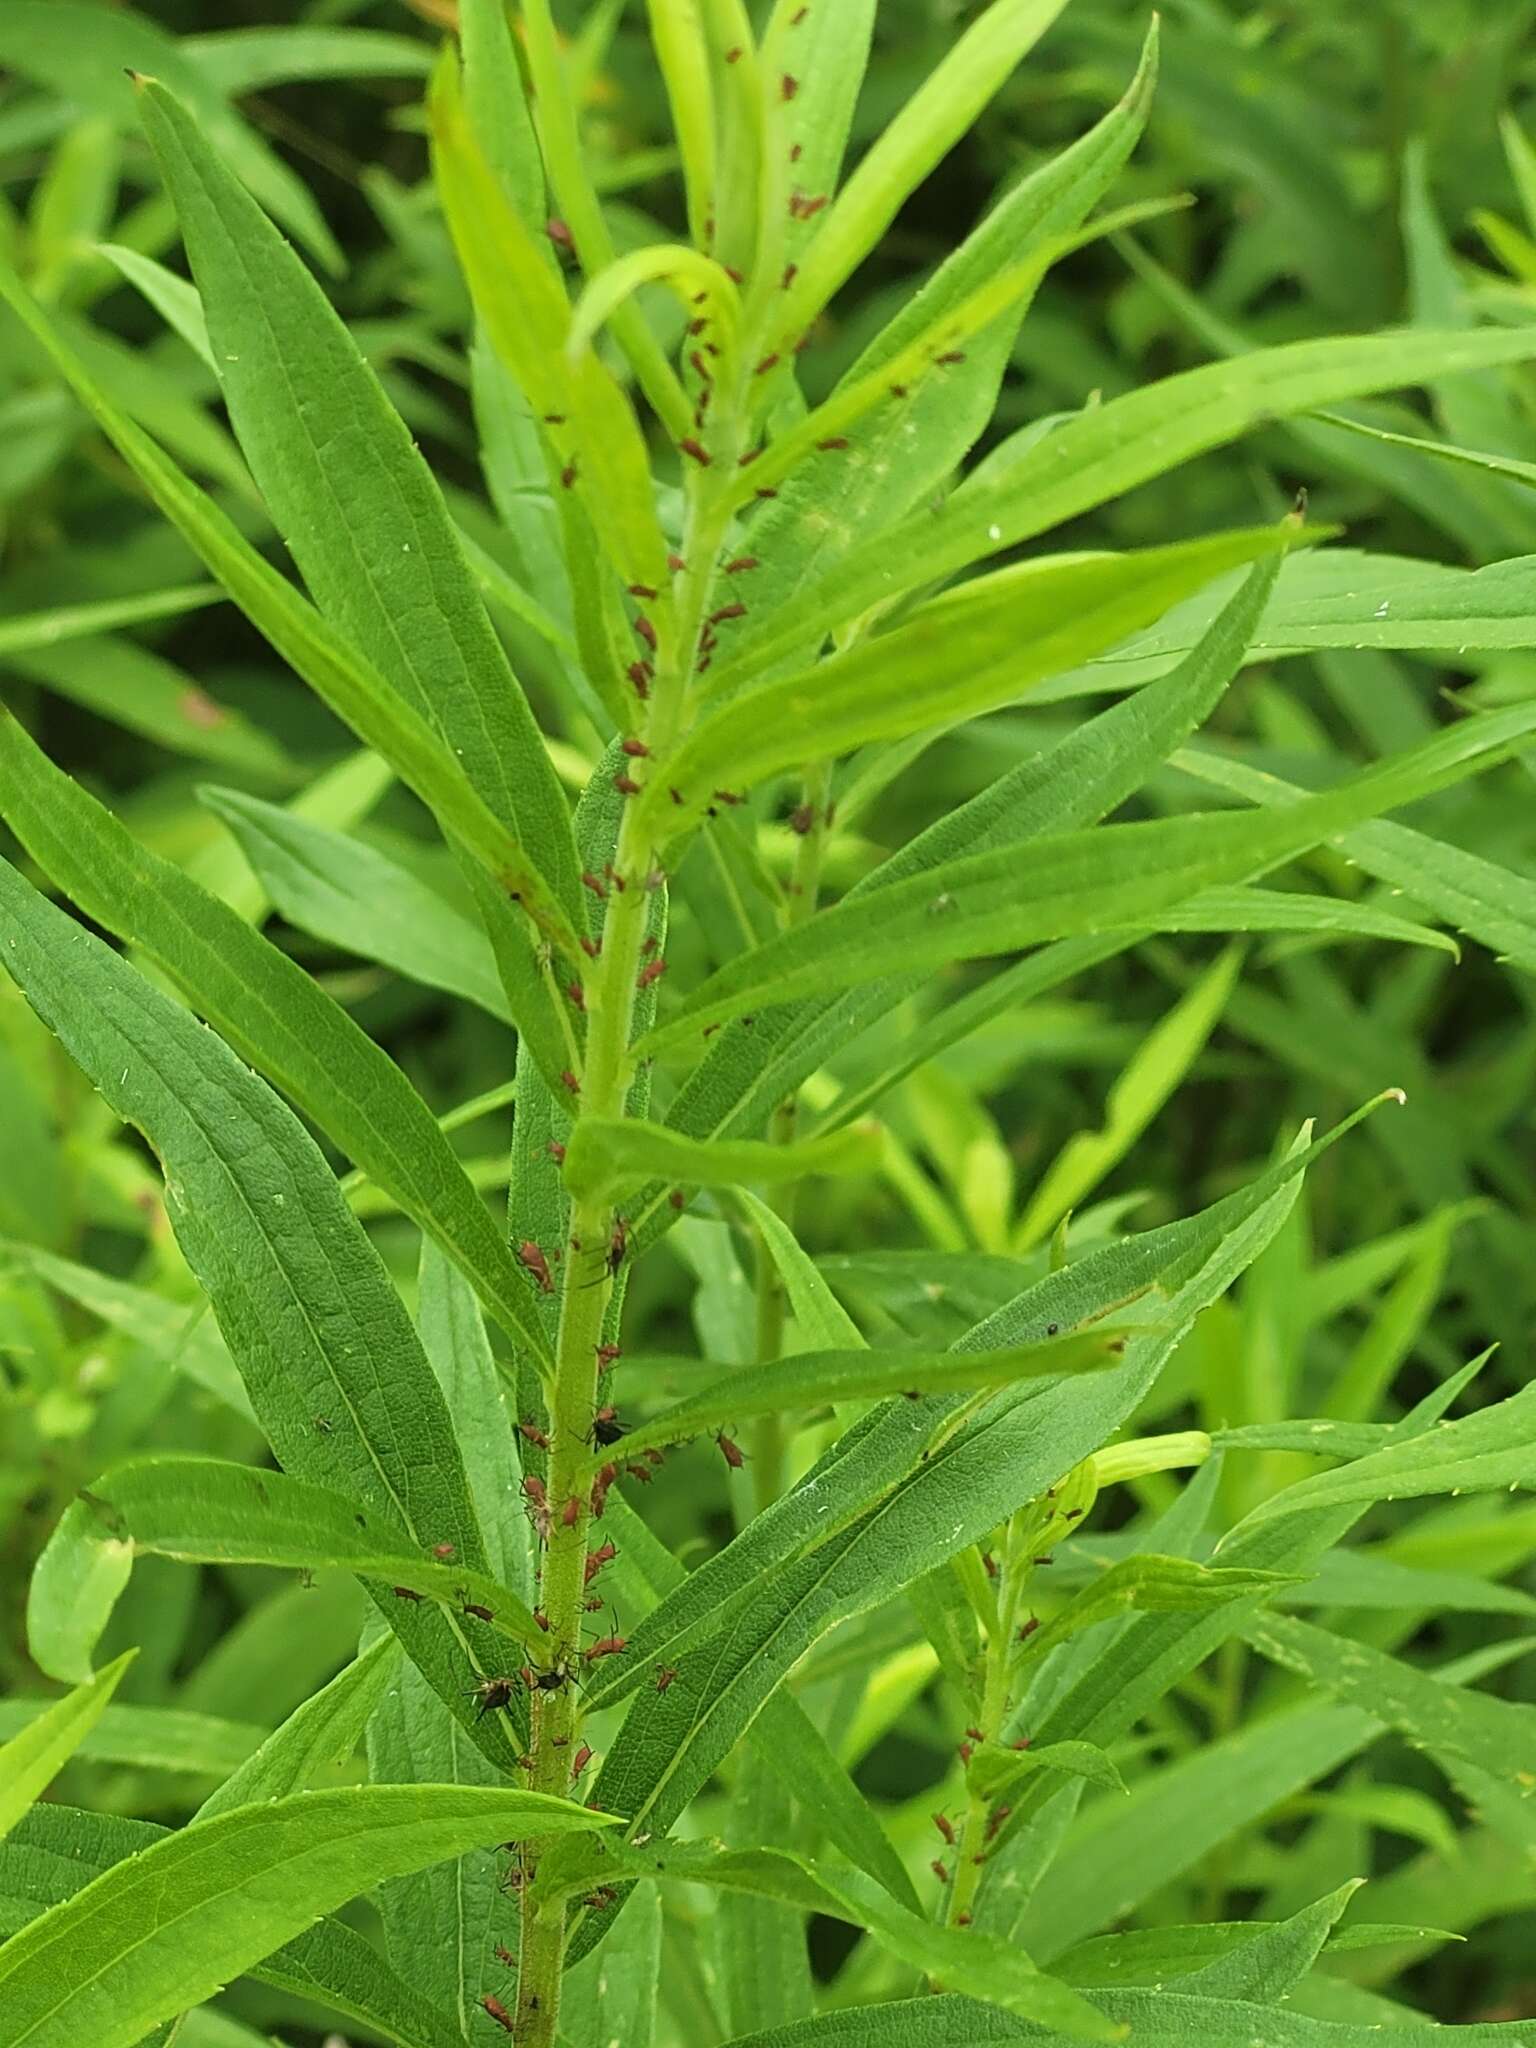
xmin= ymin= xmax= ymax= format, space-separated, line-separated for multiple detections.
xmin=515 ymin=456 xmax=742 ymax=2048
xmin=947 ymin=1549 xmax=1027 ymax=1931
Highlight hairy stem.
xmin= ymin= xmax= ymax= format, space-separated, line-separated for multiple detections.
xmin=516 ymin=459 xmax=741 ymax=2046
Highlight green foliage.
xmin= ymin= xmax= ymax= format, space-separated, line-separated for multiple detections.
xmin=2 ymin=3 xmax=1536 ymax=2045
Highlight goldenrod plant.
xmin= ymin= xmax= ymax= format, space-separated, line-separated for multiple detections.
xmin=3 ymin=3 xmax=1536 ymax=2044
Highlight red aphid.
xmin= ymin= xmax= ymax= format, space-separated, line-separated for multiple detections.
xmin=710 ymin=602 xmax=748 ymax=624
xmin=931 ymin=1859 xmax=950 ymax=1885
xmin=561 ymin=1496 xmax=581 ymax=1528
xmin=935 ymin=350 xmax=967 ymax=366
xmin=627 ymin=1462 xmax=654 ymax=1483
xmin=621 ymin=737 xmax=651 ymax=758
xmin=585 ymin=1539 xmax=617 ymax=1584
xmin=561 ymin=1069 xmax=581 ymax=1095
xmin=463 ymin=1602 xmax=495 ymax=1624
xmin=494 ymin=1944 xmax=514 ymax=1967
xmin=669 ymin=1189 xmax=686 ymax=1210
xmin=817 ymin=437 xmax=849 ymax=452
xmin=628 ymin=582 xmax=658 ymax=600
xmin=678 ymin=436 xmax=712 ymax=466
xmin=782 ymin=263 xmax=799 ymax=288
xmin=546 ymin=218 xmax=574 ymax=250
xmin=606 ymin=1216 xmax=630 ymax=1276
xmin=433 ymin=1541 xmax=456 ymax=1560
xmin=933 ymin=1812 xmax=956 ymax=1845
xmin=566 ymin=980 xmax=586 ymax=1011
xmin=585 ymin=1632 xmax=628 ymax=1662
xmin=725 ymin=557 xmax=759 ymax=575
xmin=716 ymin=1432 xmax=745 ymax=1469
xmin=633 ymin=613 xmax=657 ymax=649
xmin=637 ymin=958 xmax=667 ymax=992
xmin=483 ymin=1993 xmax=516 ymax=2034
xmin=627 ymin=660 xmax=653 ymax=698
xmin=561 ymin=460 xmax=579 ymax=490
xmin=726 ymin=43 xmax=742 ymax=61
xmin=781 ymin=72 xmax=799 ymax=100
xmin=595 ymin=1342 xmax=622 ymax=1366
xmin=572 ymin=1744 xmax=593 ymax=1776
xmin=755 ymin=354 xmax=780 ymax=376
xmin=614 ymin=773 xmax=642 ymax=796
xmin=519 ymin=1241 xmax=554 ymax=1294
xmin=656 ymin=1664 xmax=678 ymax=1693
xmin=393 ymin=1586 xmax=422 ymax=1602
xmin=668 ymin=551 xmax=687 ymax=571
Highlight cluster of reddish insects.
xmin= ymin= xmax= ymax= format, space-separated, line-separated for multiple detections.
xmin=926 ymin=1730 xmax=1034 ymax=1912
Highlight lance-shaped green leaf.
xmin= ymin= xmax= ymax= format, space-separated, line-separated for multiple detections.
xmin=0 ymin=1805 xmax=469 ymax=2048
xmin=0 ymin=1653 xmax=135 ymax=1841
xmin=0 ymin=858 xmax=522 ymax=1767
xmin=599 ymin=1329 xmax=1127 ymax=1466
xmin=430 ymin=57 xmax=671 ymax=589
xmin=0 ymin=1784 xmax=614 ymax=2048
xmin=5 ymin=635 xmax=293 ymax=782
xmin=711 ymin=1990 xmax=1536 ymax=2045
xmin=1176 ymin=744 xmax=1536 ymax=976
xmin=722 ymin=324 xmax=1536 ymax=683
xmin=0 ymin=587 xmax=218 ymax=658
xmin=457 ymin=0 xmax=544 ymax=230
xmin=0 ymin=714 xmax=554 ymax=1373
xmin=562 ymin=1114 xmax=883 ymax=1203
xmin=729 ymin=196 xmax=1187 ymax=511
xmin=772 ymin=0 xmax=1071 ymax=348
xmin=512 ymin=0 xmax=692 ymax=439
xmin=0 ymin=1240 xmax=248 ymax=1416
xmin=1225 ymin=1377 xmax=1536 ymax=1539
xmin=200 ymin=785 xmax=511 ymax=1023
xmin=579 ymin=1132 xmax=1311 ymax=1871
xmin=1016 ymin=948 xmax=1242 ymax=1250
xmin=0 ymin=257 xmax=579 ymax=970
xmin=1013 ymin=1555 xmax=1299 ymax=1669
xmin=1176 ymin=1882 xmax=1365 ymax=2005
xmin=135 ymin=76 xmax=582 ymax=935
xmin=534 ymin=1835 xmax=1120 ymax=2042
xmin=639 ymin=702 xmax=1536 ymax=1052
xmin=5 ymin=1650 xmax=395 ymax=1818
xmin=645 ymin=0 xmax=715 ymax=246
xmin=730 ymin=22 xmax=1159 ymax=677
xmin=1054 ymin=1907 xmax=1446 ymax=1991
xmin=644 ymin=550 xmax=1281 ymax=1240
xmin=0 ymin=1703 xmax=261 ymax=1782
xmin=0 ymin=0 xmax=341 ymax=270
xmin=1015 ymin=1704 xmax=1377 ymax=1964
xmin=583 ymin=1105 xmax=1389 ymax=1724
xmin=33 ymin=1456 xmax=544 ymax=1661
xmin=1243 ymin=1611 xmax=1536 ymax=1801
xmin=967 ymin=1740 xmax=1128 ymax=1808
xmin=642 ymin=525 xmax=1304 ymax=841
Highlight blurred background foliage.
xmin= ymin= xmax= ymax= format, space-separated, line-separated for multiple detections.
xmin=2 ymin=0 xmax=1536 ymax=2033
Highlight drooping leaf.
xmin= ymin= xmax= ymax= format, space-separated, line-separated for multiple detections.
xmin=33 ymin=1455 xmax=542 ymax=1662
xmin=534 ymin=1833 xmax=1121 ymax=2042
